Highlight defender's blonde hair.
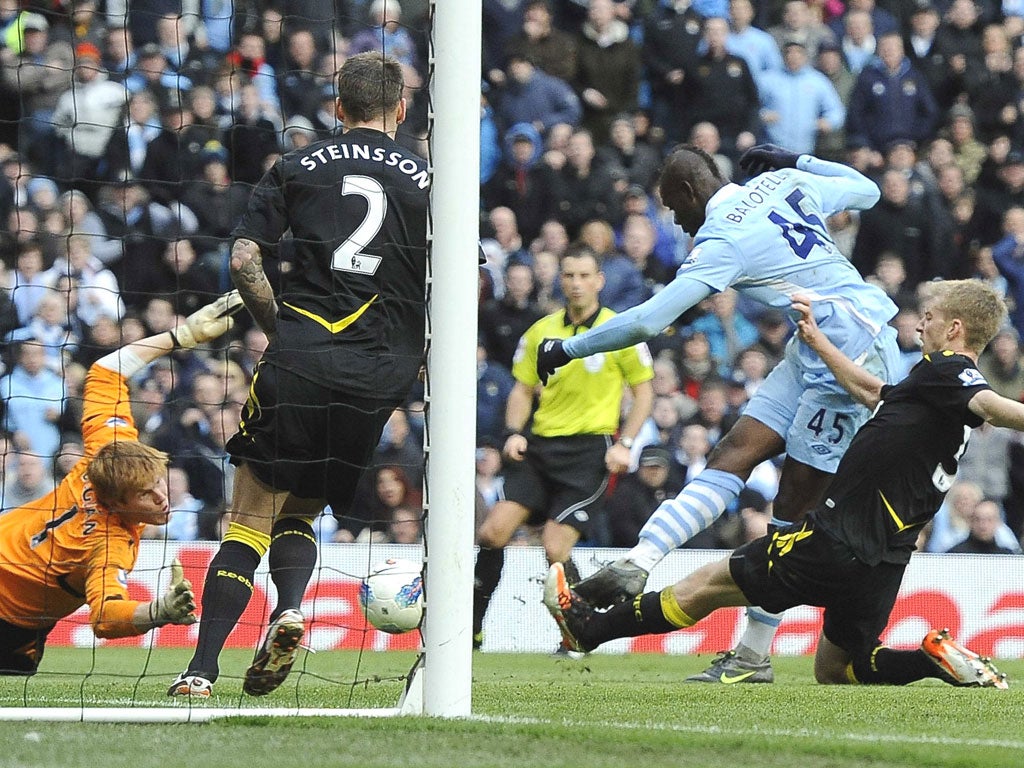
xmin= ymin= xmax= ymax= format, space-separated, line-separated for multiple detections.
xmin=923 ymin=279 xmax=1008 ymax=353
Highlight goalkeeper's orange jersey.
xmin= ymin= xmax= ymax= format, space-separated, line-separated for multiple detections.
xmin=0 ymin=364 xmax=147 ymax=638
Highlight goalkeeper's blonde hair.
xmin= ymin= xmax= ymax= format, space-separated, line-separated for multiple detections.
xmin=89 ymin=440 xmax=169 ymax=508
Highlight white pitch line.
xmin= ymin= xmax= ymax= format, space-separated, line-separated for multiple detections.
xmin=469 ymin=714 xmax=1024 ymax=751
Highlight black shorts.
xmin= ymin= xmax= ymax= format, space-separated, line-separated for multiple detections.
xmin=0 ymin=618 xmax=50 ymax=675
xmin=728 ymin=515 xmax=906 ymax=656
xmin=227 ymin=362 xmax=400 ymax=516
xmin=501 ymin=434 xmax=610 ymax=536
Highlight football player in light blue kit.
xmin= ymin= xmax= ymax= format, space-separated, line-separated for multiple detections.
xmin=536 ymin=144 xmax=902 ymax=682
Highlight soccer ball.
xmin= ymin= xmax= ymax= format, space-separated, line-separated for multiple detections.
xmin=359 ymin=558 xmax=424 ymax=634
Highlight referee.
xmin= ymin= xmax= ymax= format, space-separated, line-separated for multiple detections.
xmin=171 ymin=52 xmax=429 ymax=698
xmin=472 ymin=243 xmax=654 ymax=650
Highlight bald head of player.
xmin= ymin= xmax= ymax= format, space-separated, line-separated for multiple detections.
xmin=335 ymin=51 xmax=407 ymax=135
xmin=657 ymin=145 xmax=728 ymax=237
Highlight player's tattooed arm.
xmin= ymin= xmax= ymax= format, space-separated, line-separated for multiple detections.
xmin=230 ymin=238 xmax=278 ymax=337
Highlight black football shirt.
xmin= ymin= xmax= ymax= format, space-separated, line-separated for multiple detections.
xmin=232 ymin=127 xmax=429 ymax=399
xmin=813 ymin=351 xmax=990 ymax=565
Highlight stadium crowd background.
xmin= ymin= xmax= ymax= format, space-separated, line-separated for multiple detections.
xmin=1 ymin=0 xmax=1023 ymax=557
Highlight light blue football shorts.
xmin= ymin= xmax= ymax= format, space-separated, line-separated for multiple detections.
xmin=742 ymin=325 xmax=900 ymax=473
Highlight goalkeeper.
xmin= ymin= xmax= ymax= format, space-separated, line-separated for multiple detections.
xmin=0 ymin=291 xmax=242 ymax=674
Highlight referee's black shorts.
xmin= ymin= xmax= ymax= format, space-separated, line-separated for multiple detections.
xmin=226 ymin=362 xmax=400 ymax=517
xmin=728 ymin=514 xmax=906 ymax=656
xmin=501 ymin=433 xmax=611 ymax=536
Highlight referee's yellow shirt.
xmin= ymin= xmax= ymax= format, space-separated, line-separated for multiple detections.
xmin=511 ymin=306 xmax=654 ymax=438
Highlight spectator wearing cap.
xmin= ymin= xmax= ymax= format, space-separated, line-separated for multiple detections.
xmin=596 ymin=113 xmax=660 ymax=191
xmin=617 ymin=182 xmax=684 ymax=269
xmin=483 ymin=122 xmax=558 ymax=244
xmin=0 ymin=12 xmax=74 ymax=176
xmin=726 ymin=0 xmax=784 ymax=96
xmin=51 ymin=42 xmax=129 ymax=197
xmin=493 ymin=52 xmax=582 ymax=136
xmin=573 ymin=0 xmax=641 ymax=145
xmin=504 ymin=0 xmax=578 ymax=85
xmin=973 ymin=150 xmax=1024 ymax=245
xmin=758 ymin=39 xmax=845 ymax=157
xmin=180 ymin=141 xmax=251 ymax=254
xmin=845 ymin=31 xmax=939 ymax=152
xmin=605 ymin=443 xmax=683 ymax=548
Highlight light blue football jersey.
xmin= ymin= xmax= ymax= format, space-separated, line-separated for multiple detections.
xmin=564 ymin=158 xmax=898 ymax=372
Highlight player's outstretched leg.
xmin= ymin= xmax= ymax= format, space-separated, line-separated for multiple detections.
xmin=543 ymin=563 xmax=696 ymax=653
xmin=921 ymin=629 xmax=1009 ymax=689
xmin=574 ymin=469 xmax=745 ymax=608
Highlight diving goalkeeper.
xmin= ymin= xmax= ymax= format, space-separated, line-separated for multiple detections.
xmin=0 ymin=291 xmax=242 ymax=674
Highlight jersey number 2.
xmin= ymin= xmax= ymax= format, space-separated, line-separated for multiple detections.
xmin=331 ymin=175 xmax=387 ymax=276
xmin=768 ymin=190 xmax=827 ymax=260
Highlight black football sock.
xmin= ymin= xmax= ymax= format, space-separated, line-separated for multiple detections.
xmin=851 ymin=646 xmax=941 ymax=685
xmin=268 ymin=517 xmax=318 ymax=620
xmin=563 ymin=557 xmax=581 ymax=586
xmin=582 ymin=590 xmax=684 ymax=649
xmin=186 ymin=540 xmax=263 ymax=681
xmin=472 ymin=546 xmax=505 ymax=636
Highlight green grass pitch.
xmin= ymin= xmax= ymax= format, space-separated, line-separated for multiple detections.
xmin=1 ymin=648 xmax=1022 ymax=768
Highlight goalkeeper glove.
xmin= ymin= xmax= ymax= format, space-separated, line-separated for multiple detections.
xmin=738 ymin=144 xmax=801 ymax=177
xmin=171 ymin=290 xmax=244 ymax=349
xmin=146 ymin=559 xmax=197 ymax=627
xmin=537 ymin=338 xmax=572 ymax=385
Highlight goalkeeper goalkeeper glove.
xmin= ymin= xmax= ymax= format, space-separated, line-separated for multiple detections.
xmin=537 ymin=338 xmax=572 ymax=385
xmin=145 ymin=559 xmax=197 ymax=628
xmin=171 ymin=290 xmax=244 ymax=349
xmin=738 ymin=144 xmax=801 ymax=177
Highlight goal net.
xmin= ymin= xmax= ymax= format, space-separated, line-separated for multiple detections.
xmin=0 ymin=0 xmax=478 ymax=721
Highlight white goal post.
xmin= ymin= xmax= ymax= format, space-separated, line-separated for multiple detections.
xmin=2 ymin=0 xmax=479 ymax=722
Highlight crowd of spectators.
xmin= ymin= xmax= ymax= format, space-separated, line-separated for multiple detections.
xmin=1 ymin=0 xmax=1023 ymax=554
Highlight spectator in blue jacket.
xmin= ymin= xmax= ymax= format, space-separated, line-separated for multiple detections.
xmin=991 ymin=205 xmax=1024 ymax=337
xmin=758 ymin=40 xmax=846 ymax=156
xmin=845 ymin=31 xmax=939 ymax=152
xmin=493 ymin=51 xmax=582 ymax=135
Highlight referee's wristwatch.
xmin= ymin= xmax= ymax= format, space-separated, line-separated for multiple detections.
xmin=617 ymin=436 xmax=634 ymax=449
